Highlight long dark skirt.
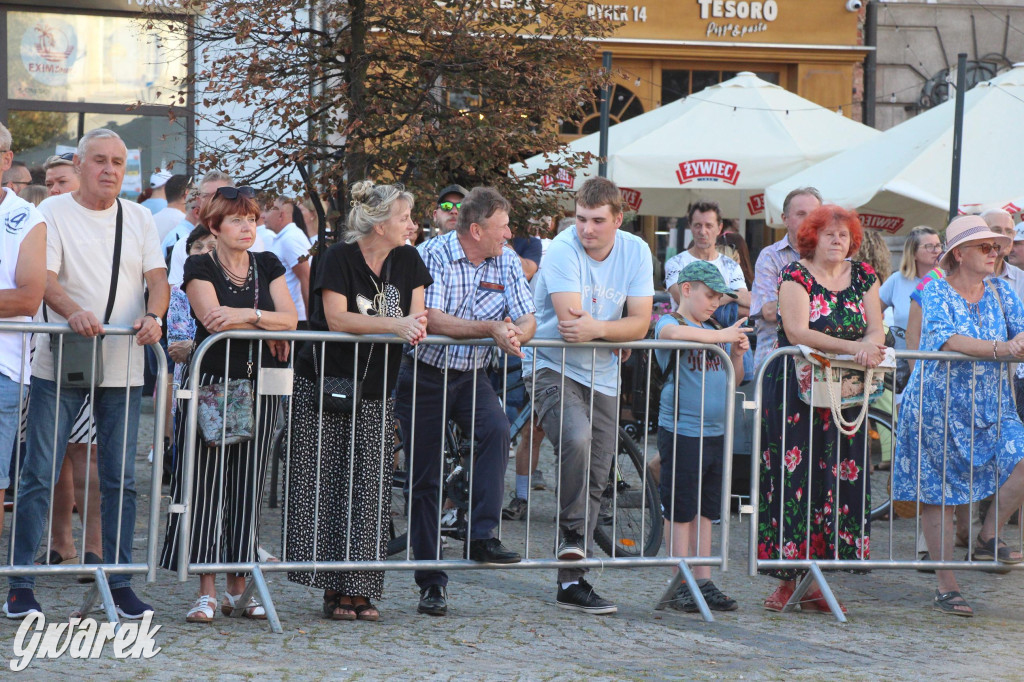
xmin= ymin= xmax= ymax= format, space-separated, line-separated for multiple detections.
xmin=284 ymin=375 xmax=392 ymax=599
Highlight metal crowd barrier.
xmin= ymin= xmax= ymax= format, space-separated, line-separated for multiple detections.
xmin=749 ymin=347 xmax=1024 ymax=622
xmin=176 ymin=330 xmax=737 ymax=632
xmin=0 ymin=322 xmax=168 ymax=626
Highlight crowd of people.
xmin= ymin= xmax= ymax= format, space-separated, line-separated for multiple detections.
xmin=1 ymin=122 xmax=1023 ymax=626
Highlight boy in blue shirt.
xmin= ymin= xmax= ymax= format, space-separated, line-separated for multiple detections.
xmin=655 ymin=260 xmax=749 ymax=613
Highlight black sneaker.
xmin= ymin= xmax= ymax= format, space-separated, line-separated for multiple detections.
xmin=417 ymin=585 xmax=448 ymax=616
xmin=556 ymin=528 xmax=586 ymax=561
xmin=502 ymin=496 xmax=528 ymax=521
xmin=111 ymin=586 xmax=154 ymax=620
xmin=555 ymin=578 xmax=617 ymax=615
xmin=3 ymin=588 xmax=41 ymax=619
xmin=699 ymin=580 xmax=738 ymax=612
xmin=668 ymin=583 xmax=698 ymax=613
xmin=467 ymin=538 xmax=521 ymax=564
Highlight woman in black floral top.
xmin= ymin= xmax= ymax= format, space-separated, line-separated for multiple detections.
xmin=758 ymin=205 xmax=886 ymax=615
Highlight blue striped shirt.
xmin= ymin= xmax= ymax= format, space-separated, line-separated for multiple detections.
xmin=412 ymin=231 xmax=535 ymax=370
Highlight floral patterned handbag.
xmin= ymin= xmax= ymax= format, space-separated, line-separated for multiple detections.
xmin=195 ymin=257 xmax=258 ymax=447
xmin=793 ymin=345 xmax=895 ymax=437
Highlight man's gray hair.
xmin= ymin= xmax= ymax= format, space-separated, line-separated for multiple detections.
xmin=782 ymin=186 xmax=823 ymax=215
xmin=345 ymin=180 xmax=414 ymax=244
xmin=456 ymin=187 xmax=511 ymax=233
xmin=199 ymin=170 xmax=234 ymax=188
xmin=0 ymin=123 xmax=11 ymax=153
xmin=981 ymin=208 xmax=1013 ymax=224
xmin=76 ymin=128 xmax=125 ymax=158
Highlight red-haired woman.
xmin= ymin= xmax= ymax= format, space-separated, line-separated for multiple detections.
xmin=756 ymin=205 xmax=886 ymax=614
xmin=160 ymin=186 xmax=297 ymax=623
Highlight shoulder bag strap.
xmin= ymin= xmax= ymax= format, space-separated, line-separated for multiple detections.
xmin=102 ymin=199 xmax=124 ymax=326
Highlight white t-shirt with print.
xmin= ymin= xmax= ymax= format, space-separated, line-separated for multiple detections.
xmin=34 ymin=193 xmax=166 ymax=387
xmin=270 ymin=222 xmax=310 ymax=320
xmin=0 ymin=189 xmax=45 ymax=384
xmin=664 ymin=250 xmax=746 ymax=293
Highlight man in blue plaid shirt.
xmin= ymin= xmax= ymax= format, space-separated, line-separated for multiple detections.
xmin=394 ymin=186 xmax=536 ymax=617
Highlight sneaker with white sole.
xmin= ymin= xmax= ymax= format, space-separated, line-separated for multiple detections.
xmin=556 ymin=528 xmax=586 ymax=561
xmin=556 ymin=578 xmax=617 ymax=615
xmin=4 ymin=588 xmax=41 ymax=619
xmin=111 ymin=586 xmax=154 ymax=620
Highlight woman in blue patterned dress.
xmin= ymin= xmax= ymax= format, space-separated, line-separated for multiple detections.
xmin=758 ymin=205 xmax=886 ymax=614
xmin=894 ymin=215 xmax=1024 ymax=617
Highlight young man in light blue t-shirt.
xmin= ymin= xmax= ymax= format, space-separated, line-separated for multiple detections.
xmin=655 ymin=260 xmax=748 ymax=614
xmin=529 ymin=177 xmax=653 ymax=614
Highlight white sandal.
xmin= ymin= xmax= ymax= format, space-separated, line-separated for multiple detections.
xmin=222 ymin=591 xmax=267 ymax=620
xmin=186 ymin=594 xmax=216 ymax=623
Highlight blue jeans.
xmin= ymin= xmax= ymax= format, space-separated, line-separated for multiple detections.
xmin=9 ymin=378 xmax=142 ymax=590
xmin=0 ymin=374 xmax=25 ymax=489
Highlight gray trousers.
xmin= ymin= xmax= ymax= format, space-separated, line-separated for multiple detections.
xmin=530 ymin=368 xmax=618 ymax=583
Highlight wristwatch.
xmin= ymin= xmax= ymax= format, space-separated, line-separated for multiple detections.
xmin=145 ymin=312 xmax=162 ymax=328
xmin=254 ymin=309 xmax=263 ymax=325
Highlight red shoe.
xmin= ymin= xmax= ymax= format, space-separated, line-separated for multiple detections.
xmin=802 ymin=589 xmax=847 ymax=614
xmin=763 ymin=582 xmax=796 ymax=612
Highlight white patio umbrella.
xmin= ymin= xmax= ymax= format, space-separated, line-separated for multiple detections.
xmin=511 ymin=72 xmax=878 ymax=219
xmin=764 ymin=64 xmax=1024 ymax=234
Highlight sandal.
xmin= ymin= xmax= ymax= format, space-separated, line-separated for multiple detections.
xmin=323 ymin=593 xmax=356 ymax=621
xmin=35 ymin=549 xmax=79 ymax=566
xmin=222 ymin=592 xmax=267 ymax=620
xmin=971 ymin=535 xmax=1024 ymax=564
xmin=933 ymin=589 xmax=973 ymax=617
xmin=353 ymin=602 xmax=380 ymax=622
xmin=186 ymin=594 xmax=216 ymax=623
xmin=801 ymin=589 xmax=848 ymax=615
xmin=763 ymin=582 xmax=796 ymax=612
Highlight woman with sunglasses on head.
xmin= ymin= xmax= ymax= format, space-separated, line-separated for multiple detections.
xmin=284 ymin=180 xmax=431 ymax=622
xmin=160 ymin=186 xmax=298 ymax=623
xmin=893 ymin=215 xmax=1024 ymax=617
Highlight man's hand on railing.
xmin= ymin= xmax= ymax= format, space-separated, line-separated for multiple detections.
xmin=491 ymin=317 xmax=525 ymax=358
xmin=558 ymin=307 xmax=602 ymax=343
xmin=67 ymin=309 xmax=103 ymax=337
xmin=133 ymin=315 xmax=163 ymax=346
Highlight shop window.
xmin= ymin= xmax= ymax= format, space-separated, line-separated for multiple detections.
xmin=7 ymin=11 xmax=186 ymax=105
xmin=659 ymin=68 xmax=781 ymax=105
xmin=560 ymin=84 xmax=645 ymax=136
xmin=9 ymin=110 xmax=187 ymax=201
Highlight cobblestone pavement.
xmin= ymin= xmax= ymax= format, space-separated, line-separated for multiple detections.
xmin=4 ymin=408 xmax=1023 ymax=680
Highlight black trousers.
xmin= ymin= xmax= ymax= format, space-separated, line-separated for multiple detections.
xmin=394 ymin=359 xmax=510 ymax=589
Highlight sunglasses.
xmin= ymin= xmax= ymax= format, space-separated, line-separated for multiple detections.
xmin=438 ymin=201 xmax=461 ymax=212
xmin=215 ymin=186 xmax=256 ymax=200
xmin=966 ymin=242 xmax=1000 ymax=255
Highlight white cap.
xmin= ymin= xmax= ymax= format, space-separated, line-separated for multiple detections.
xmin=1015 ymin=221 xmax=1024 ymax=242
xmin=149 ymin=170 xmax=173 ymax=188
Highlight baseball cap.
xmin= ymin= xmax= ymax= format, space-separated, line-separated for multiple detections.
xmin=150 ymin=170 xmax=173 ymax=188
xmin=677 ymin=260 xmax=737 ymax=299
xmin=1015 ymin=221 xmax=1024 ymax=242
xmin=437 ymin=184 xmax=468 ymax=204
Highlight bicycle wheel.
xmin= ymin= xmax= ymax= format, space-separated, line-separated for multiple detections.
xmin=867 ymin=407 xmax=894 ymax=522
xmin=593 ymin=427 xmax=662 ymax=558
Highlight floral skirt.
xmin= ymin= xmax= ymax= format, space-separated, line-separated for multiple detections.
xmin=756 ymin=355 xmax=871 ymax=580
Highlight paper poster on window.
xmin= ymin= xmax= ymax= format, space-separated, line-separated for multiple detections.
xmin=122 ymin=149 xmax=143 ymax=200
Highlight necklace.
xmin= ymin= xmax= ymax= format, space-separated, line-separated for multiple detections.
xmin=369 ymin=271 xmax=388 ymax=316
xmin=213 ymin=250 xmax=252 ymax=290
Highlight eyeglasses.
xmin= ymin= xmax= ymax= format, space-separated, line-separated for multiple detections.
xmin=966 ymin=242 xmax=1000 ymax=255
xmin=919 ymin=244 xmax=944 ymax=252
xmin=215 ymin=186 xmax=256 ymax=200
xmin=438 ymin=201 xmax=461 ymax=212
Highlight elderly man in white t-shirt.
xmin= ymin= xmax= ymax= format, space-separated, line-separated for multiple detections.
xmin=663 ymin=201 xmax=749 ymax=317
xmin=5 ymin=129 xmax=168 ymax=621
xmin=0 ymin=123 xmax=47 ymax=538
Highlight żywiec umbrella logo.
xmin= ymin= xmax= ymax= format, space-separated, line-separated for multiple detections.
xmin=859 ymin=214 xmax=905 ymax=234
xmin=620 ymin=188 xmax=643 ymax=211
xmin=675 ymin=159 xmax=741 ymax=185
